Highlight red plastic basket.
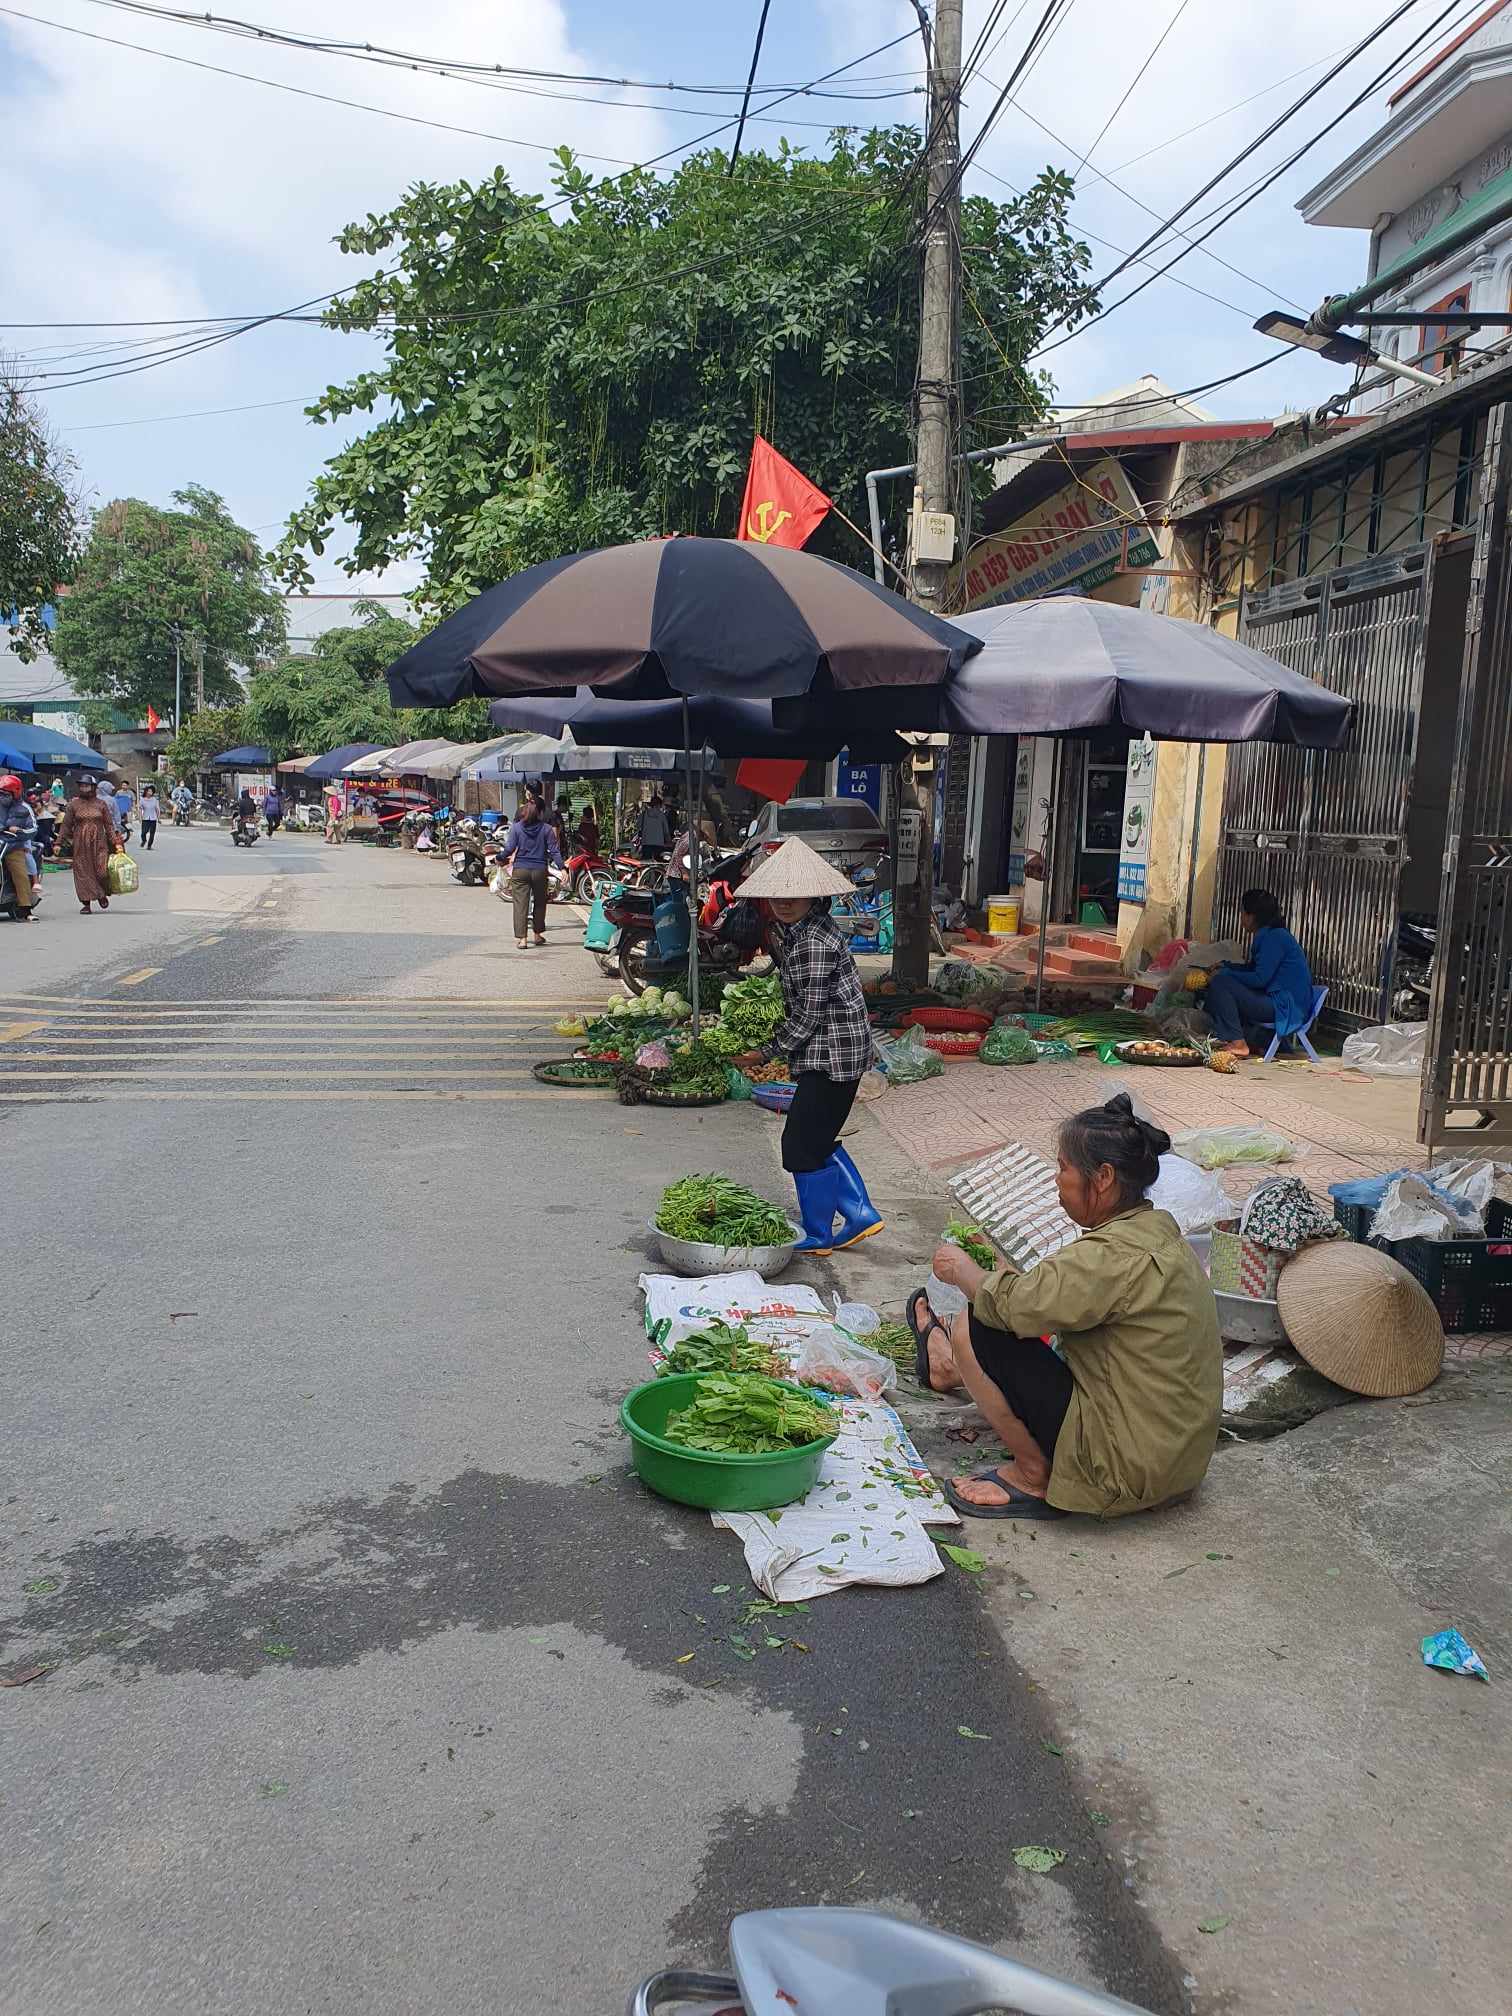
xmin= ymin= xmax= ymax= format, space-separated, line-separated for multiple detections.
xmin=901 ymin=1006 xmax=992 ymax=1034
xmin=923 ymin=1031 xmax=984 ymax=1057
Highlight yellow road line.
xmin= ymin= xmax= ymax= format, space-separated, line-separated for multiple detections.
xmin=197 ymin=936 xmax=224 ymax=946
xmin=0 ymin=1022 xmax=46 ymax=1043
xmin=115 ymin=968 xmax=161 ymax=986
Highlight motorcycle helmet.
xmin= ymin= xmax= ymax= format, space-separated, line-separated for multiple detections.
xmin=0 ymin=773 xmax=22 ymax=797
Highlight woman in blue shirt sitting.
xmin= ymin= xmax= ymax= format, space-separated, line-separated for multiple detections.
xmin=1205 ymin=888 xmax=1314 ymax=1058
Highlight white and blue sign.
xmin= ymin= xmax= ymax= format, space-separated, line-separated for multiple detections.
xmin=837 ymin=754 xmax=881 ymax=813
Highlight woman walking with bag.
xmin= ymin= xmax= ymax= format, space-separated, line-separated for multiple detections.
xmin=59 ymin=774 xmax=116 ymax=913
xmin=497 ymin=796 xmax=563 ymax=950
xmin=731 ymin=837 xmax=883 ymax=1255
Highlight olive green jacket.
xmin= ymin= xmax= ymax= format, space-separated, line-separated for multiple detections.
xmin=973 ymin=1202 xmax=1222 ymax=1517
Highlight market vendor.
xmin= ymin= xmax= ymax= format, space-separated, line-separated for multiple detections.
xmin=730 ymin=836 xmax=882 ymax=1256
xmin=1203 ymin=888 xmax=1314 ymax=1058
xmin=906 ymin=1094 xmax=1221 ymax=1520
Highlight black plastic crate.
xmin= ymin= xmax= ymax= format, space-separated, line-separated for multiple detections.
xmin=1332 ymin=1194 xmax=1510 ymax=1244
xmin=1393 ymin=1235 xmax=1512 ymax=1334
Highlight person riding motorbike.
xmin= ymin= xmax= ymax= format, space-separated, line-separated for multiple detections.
xmin=171 ymin=781 xmax=194 ymax=826
xmin=1 ymin=774 xmax=38 ymax=920
xmin=235 ymin=788 xmax=258 ymax=839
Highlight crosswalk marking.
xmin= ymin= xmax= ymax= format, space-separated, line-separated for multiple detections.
xmin=0 ymin=995 xmax=607 ymax=1105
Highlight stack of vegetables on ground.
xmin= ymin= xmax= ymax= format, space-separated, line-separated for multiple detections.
xmin=655 ymin=1175 xmax=794 ymax=1247
xmin=617 ymin=1037 xmax=729 ymax=1104
xmin=661 ymin=1373 xmax=837 ymax=1454
xmin=654 ymin=1320 xmax=785 ymax=1379
xmin=698 ymin=974 xmax=786 ymax=1059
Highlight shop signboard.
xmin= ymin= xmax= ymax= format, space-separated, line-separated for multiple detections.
xmin=1117 ymin=734 xmax=1157 ymax=903
xmin=1007 ymin=742 xmax=1034 ymax=883
xmin=836 ymin=753 xmax=881 ymax=813
xmin=952 ymin=457 xmax=1160 ymax=612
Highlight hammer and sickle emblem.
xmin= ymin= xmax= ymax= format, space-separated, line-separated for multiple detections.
xmin=746 ymin=500 xmax=793 ymax=543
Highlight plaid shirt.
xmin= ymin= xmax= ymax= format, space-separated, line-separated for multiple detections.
xmin=768 ymin=909 xmax=875 ymax=1082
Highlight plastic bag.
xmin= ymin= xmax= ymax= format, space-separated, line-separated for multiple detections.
xmin=724 ymin=1067 xmax=754 ymax=1101
xmin=1147 ymin=1153 xmax=1230 ymax=1234
xmin=792 ymin=1322 xmax=896 ymax=1404
xmin=831 ymin=1293 xmax=881 ymax=1338
xmin=875 ymin=1027 xmax=944 ymax=1084
xmin=1340 ymin=1023 xmax=1426 ymax=1078
xmin=1173 ymin=1124 xmax=1295 ymax=1169
xmin=635 ymin=1040 xmax=672 ymax=1070
xmin=1371 ymin=1174 xmax=1481 ymax=1244
xmin=106 ymin=851 xmax=138 ymax=896
xmin=931 ymin=960 xmax=1001 ymax=1000
xmin=981 ymin=1024 xmax=1038 ymax=1065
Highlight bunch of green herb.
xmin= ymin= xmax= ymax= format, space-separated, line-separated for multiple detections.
xmin=699 ymin=975 xmax=785 ymax=1056
xmin=662 ymin=1373 xmax=838 ymax=1455
xmin=665 ymin=1040 xmax=731 ymax=1097
xmin=945 ymin=1221 xmax=997 ymax=1270
xmin=656 ymin=1322 xmax=784 ymax=1379
xmin=657 ymin=1175 xmax=794 ymax=1246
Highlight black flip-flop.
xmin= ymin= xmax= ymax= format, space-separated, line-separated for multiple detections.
xmin=942 ymin=1464 xmax=1067 ymax=1521
xmin=906 ymin=1287 xmax=947 ymax=1390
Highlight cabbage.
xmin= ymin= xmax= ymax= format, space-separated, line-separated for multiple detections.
xmin=641 ymin=986 xmax=664 ymax=1009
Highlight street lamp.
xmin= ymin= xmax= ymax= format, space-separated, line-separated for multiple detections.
xmin=1254 ymin=309 xmax=1443 ymax=391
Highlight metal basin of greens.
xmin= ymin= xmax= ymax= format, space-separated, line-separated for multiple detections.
xmin=620 ymin=1373 xmax=838 ymax=1510
xmin=651 ymin=1172 xmax=802 ymax=1276
xmin=647 ymin=1220 xmax=803 ymax=1277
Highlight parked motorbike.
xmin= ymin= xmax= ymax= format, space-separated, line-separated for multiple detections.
xmin=562 ymin=845 xmax=612 ymax=903
xmin=448 ymin=818 xmax=496 ymax=887
xmin=602 ymin=847 xmax=773 ymax=995
xmin=1391 ymin=913 xmax=1436 ymax=1022
xmin=632 ymin=1906 xmax=1155 ymax=2015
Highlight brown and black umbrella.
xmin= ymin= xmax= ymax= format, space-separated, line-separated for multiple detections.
xmin=383 ymin=537 xmax=979 ymax=708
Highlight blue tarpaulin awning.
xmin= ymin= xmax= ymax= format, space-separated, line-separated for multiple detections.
xmin=0 ymin=721 xmax=105 ymax=769
xmin=211 ymin=745 xmax=275 ymax=769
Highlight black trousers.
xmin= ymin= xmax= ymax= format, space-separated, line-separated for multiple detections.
xmin=140 ymin=820 xmax=157 ymax=849
xmin=781 ymin=1071 xmax=860 ymax=1173
xmin=967 ymin=1311 xmax=1074 ymax=1461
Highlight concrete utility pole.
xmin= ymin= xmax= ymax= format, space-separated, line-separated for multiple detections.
xmin=192 ymin=636 xmax=206 ymax=714
xmin=894 ymin=0 xmax=963 ymax=986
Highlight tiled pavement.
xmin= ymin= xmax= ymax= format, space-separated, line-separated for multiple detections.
xmin=867 ymin=1048 xmax=1511 ymax=1363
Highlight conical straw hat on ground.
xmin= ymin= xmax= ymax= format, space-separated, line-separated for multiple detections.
xmin=738 ymin=836 xmax=855 ymax=901
xmin=1276 ymin=1241 xmax=1444 ymax=1396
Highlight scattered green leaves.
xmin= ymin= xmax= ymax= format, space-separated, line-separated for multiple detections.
xmin=1198 ymin=1915 xmax=1231 ymax=1935
xmin=258 ymin=1780 xmax=289 ymax=1799
xmin=940 ymin=1544 xmax=985 ymax=1573
xmin=957 ymin=1726 xmax=990 ymax=1741
xmin=1013 ymin=1845 xmax=1066 ymax=1873
xmin=261 ymin=1640 xmax=295 ymax=1662
xmin=1090 ymin=1811 xmax=1111 ymax=1828
xmin=22 ymin=1577 xmax=59 ymax=1596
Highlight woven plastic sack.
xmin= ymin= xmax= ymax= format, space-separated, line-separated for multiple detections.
xmin=981 ymin=1024 xmax=1038 ymax=1066
xmin=106 ymin=851 xmax=138 ymax=896
xmin=875 ymin=1027 xmax=944 ymax=1084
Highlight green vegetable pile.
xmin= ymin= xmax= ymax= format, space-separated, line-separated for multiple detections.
xmin=657 ymin=1175 xmax=794 ymax=1246
xmin=700 ymin=974 xmax=785 ymax=1057
xmin=617 ymin=1038 xmax=729 ymax=1104
xmin=946 ymin=1221 xmax=997 ymax=1269
xmin=1039 ymin=1008 xmax=1151 ymax=1051
xmin=981 ymin=1024 xmax=1038 ymax=1066
xmin=662 ymin=1372 xmax=837 ymax=1455
xmin=655 ymin=1321 xmax=784 ymax=1379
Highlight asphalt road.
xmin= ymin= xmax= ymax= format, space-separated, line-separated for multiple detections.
xmin=1 ymin=836 xmax=1187 ymax=2015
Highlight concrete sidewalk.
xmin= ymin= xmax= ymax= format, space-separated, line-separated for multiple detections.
xmin=761 ymin=1056 xmax=1512 ymax=2016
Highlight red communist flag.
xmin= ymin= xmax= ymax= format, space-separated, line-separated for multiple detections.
xmin=736 ymin=436 xmax=831 ymax=550
xmin=145 ymin=704 xmax=162 ymax=732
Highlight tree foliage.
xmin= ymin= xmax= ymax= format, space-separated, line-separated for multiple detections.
xmin=55 ymin=485 xmax=287 ymax=724
xmin=275 ymin=131 xmax=1094 ymax=607
xmin=242 ymin=600 xmax=492 ymax=759
xmin=1 ymin=363 xmax=80 ymax=659
xmin=163 ymin=703 xmax=249 ymax=780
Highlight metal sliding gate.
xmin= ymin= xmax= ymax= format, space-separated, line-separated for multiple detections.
xmin=1423 ymin=403 xmax=1512 ymax=1151
xmin=1217 ymin=545 xmax=1435 ymax=1026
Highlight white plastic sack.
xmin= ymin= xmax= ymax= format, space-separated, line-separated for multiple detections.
xmin=638 ymin=1270 xmax=827 ymax=1352
xmin=1372 ymin=1174 xmax=1481 ymax=1244
xmin=791 ymin=1323 xmax=896 ymax=1405
xmin=1340 ymin=1022 xmax=1425 ymax=1078
xmin=1173 ymin=1124 xmax=1295 ymax=1169
xmin=1147 ymin=1153 xmax=1229 ymax=1234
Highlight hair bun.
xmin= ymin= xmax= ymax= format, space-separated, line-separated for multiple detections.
xmin=1102 ymin=1091 xmax=1170 ymax=1159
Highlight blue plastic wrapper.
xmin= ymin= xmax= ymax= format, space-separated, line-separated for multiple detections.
xmin=1421 ymin=1627 xmax=1489 ymax=1681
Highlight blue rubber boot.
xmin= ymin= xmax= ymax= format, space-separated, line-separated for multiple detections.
xmin=791 ymin=1163 xmax=840 ymax=1255
xmin=831 ymin=1145 xmax=884 ymax=1248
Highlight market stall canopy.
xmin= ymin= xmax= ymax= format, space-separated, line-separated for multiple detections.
xmin=405 ymin=740 xmax=497 ymax=781
xmin=211 ymin=745 xmax=275 ymax=769
xmin=0 ymin=721 xmax=106 ymax=770
xmin=384 ymin=537 xmax=979 ymax=707
xmin=361 ymin=737 xmax=453 ymax=773
xmin=340 ymin=746 xmax=401 ymax=777
xmin=275 ymin=754 xmax=320 ymax=774
xmin=810 ymin=597 xmax=1354 ymax=748
xmin=303 ymin=742 xmax=384 ymax=780
xmin=465 ymin=730 xmax=720 ymax=782
xmin=487 ymin=689 xmax=908 ymax=765
xmin=0 ymin=741 xmax=36 ymax=774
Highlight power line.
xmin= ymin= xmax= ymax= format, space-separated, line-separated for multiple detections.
xmin=1071 ymin=0 xmax=1191 ymax=176
xmin=728 ymin=0 xmax=774 ymax=176
xmin=60 ymin=394 xmax=318 ymax=430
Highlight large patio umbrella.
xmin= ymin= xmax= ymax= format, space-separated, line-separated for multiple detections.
xmin=808 ymin=596 xmax=1354 ymax=746
xmin=1 ymin=722 xmax=105 ymax=770
xmin=487 ymin=689 xmax=908 ymax=765
xmin=0 ymin=741 xmax=36 ymax=774
xmin=384 ymin=538 xmax=977 ymax=706
xmin=212 ymin=745 xmax=274 ymax=769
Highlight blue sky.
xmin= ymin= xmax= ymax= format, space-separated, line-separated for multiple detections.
xmin=2 ymin=0 xmax=1473 ymax=588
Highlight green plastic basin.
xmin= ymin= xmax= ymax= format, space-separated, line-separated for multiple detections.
xmin=620 ymin=1373 xmax=838 ymax=1511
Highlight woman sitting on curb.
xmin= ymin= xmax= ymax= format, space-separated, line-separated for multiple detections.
xmin=906 ymin=1095 xmax=1222 ymax=1521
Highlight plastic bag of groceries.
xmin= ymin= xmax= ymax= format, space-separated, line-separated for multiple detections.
xmin=1147 ymin=1153 xmax=1230 ymax=1233
xmin=875 ymin=1027 xmax=944 ymax=1084
xmin=792 ymin=1322 xmax=897 ymax=1404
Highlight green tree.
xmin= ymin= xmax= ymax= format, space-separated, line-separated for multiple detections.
xmin=1 ymin=362 xmax=80 ymax=659
xmin=275 ymin=132 xmax=1094 ymax=606
xmin=55 ymin=485 xmax=287 ymax=725
xmin=163 ymin=703 xmax=249 ymax=780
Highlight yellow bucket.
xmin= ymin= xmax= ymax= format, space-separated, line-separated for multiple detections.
xmin=987 ymin=897 xmax=1020 ymax=936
